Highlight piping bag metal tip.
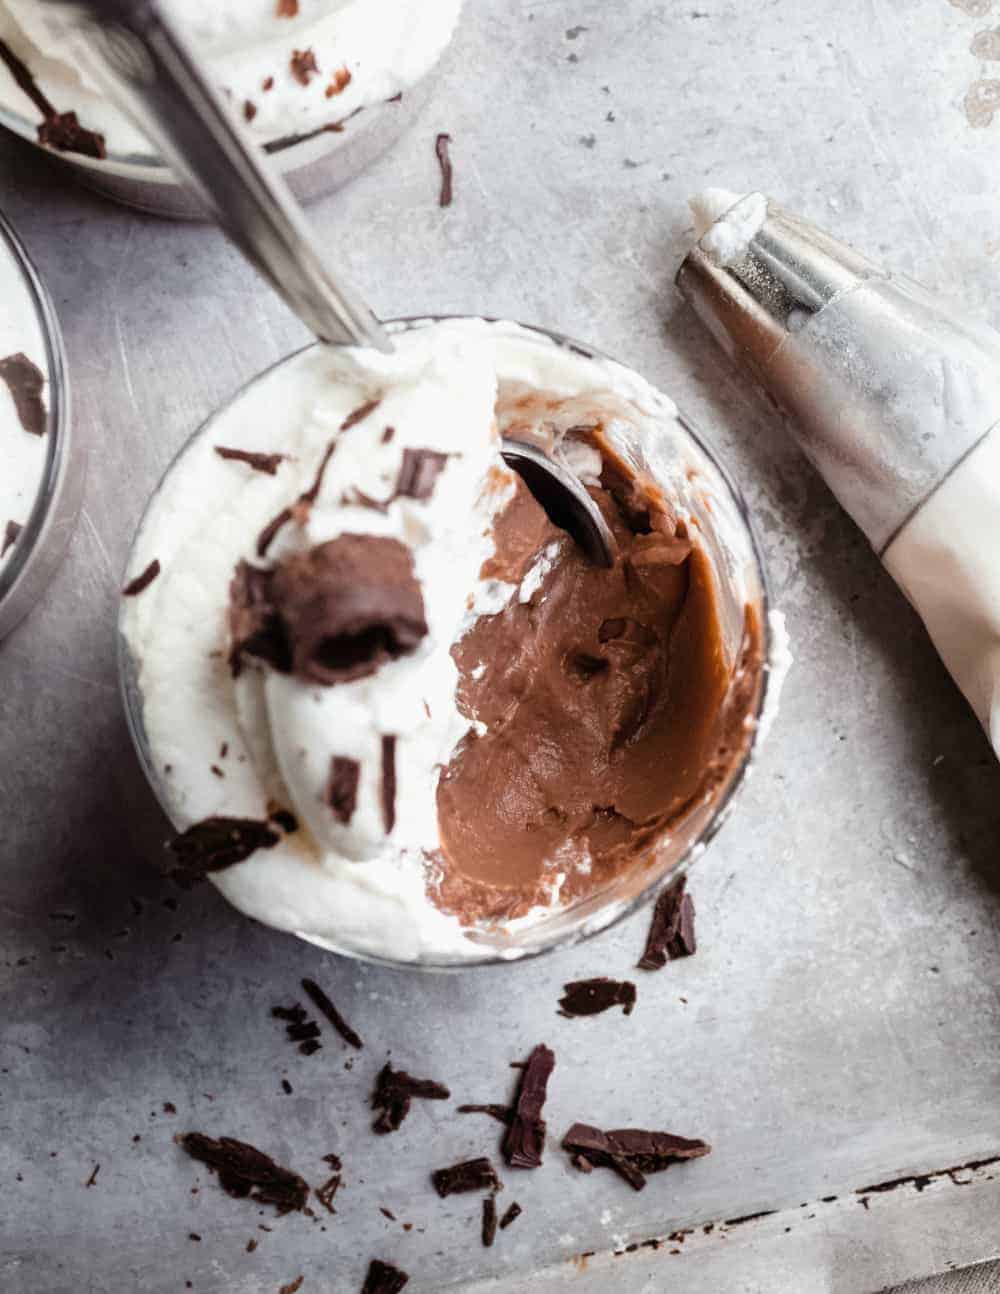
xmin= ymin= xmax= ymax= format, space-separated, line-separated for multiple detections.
xmin=675 ymin=192 xmax=1000 ymax=555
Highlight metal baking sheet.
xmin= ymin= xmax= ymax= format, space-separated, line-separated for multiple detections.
xmin=2 ymin=1 xmax=999 ymax=1291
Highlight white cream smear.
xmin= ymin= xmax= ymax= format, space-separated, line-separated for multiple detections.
xmin=0 ymin=0 xmax=462 ymax=159
xmin=123 ymin=320 xmax=774 ymax=963
xmin=689 ymin=188 xmax=768 ymax=267
xmin=0 ymin=233 xmax=49 ymax=577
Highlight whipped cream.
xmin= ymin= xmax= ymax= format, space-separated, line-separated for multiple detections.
xmin=122 ymin=320 xmax=773 ymax=963
xmin=0 ymin=227 xmax=49 ymax=579
xmin=0 ymin=0 xmax=461 ymax=160
xmin=689 ymin=188 xmax=767 ymax=267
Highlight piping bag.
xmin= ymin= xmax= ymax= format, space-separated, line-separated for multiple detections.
xmin=676 ymin=190 xmax=1000 ymax=761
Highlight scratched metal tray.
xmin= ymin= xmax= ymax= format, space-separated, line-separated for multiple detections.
xmin=3 ymin=0 xmax=1000 ymax=1290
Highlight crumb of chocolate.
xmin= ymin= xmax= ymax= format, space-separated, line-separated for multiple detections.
xmin=211 ymin=765 xmax=225 ymax=778
xmin=263 ymin=75 xmax=275 ymax=91
xmin=215 ymin=446 xmax=285 ymax=475
xmin=499 ymin=1201 xmax=522 ymax=1230
xmin=362 ymin=1260 xmax=409 ymax=1294
xmin=395 ymin=448 xmax=449 ymax=501
xmin=503 ymin=1045 xmax=555 ymax=1169
xmin=244 ymin=99 xmax=257 ymax=121
xmin=482 ymin=1195 xmax=497 ymax=1247
xmin=322 ymin=1153 xmax=342 ymax=1170
xmin=122 ymin=558 xmax=161 ymax=598
xmin=256 ymin=505 xmax=294 ymax=558
xmin=85 ymin=1163 xmax=100 ymax=1187
xmin=380 ymin=735 xmax=397 ymax=835
xmin=290 ymin=49 xmax=318 ymax=85
xmin=132 ymin=1135 xmax=141 ymax=1144
xmin=457 ymin=1104 xmax=513 ymax=1126
xmin=431 ymin=1157 xmax=502 ymax=1198
xmin=2 ymin=520 xmax=22 ymax=557
xmin=299 ymin=1038 xmax=321 ymax=1056
xmin=279 ymin=1278 xmax=304 ymax=1294
xmin=163 ymin=1102 xmax=177 ymax=1115
xmin=381 ymin=426 xmax=395 ymax=444
xmin=219 ymin=742 xmax=228 ymax=758
xmin=637 ymin=879 xmax=695 ymax=970
xmin=435 ymin=132 xmax=453 ymax=207
xmin=0 ymin=352 xmax=46 ymax=435
xmin=371 ymin=1063 xmax=450 ymax=1134
xmin=380 ymin=1207 xmax=396 ymax=1220
xmin=169 ymin=816 xmax=279 ymax=886
xmin=188 ymin=1232 xmax=201 ymax=1242
xmin=315 ymin=1170 xmax=341 ymax=1214
xmin=325 ymin=66 xmax=352 ymax=97
xmin=561 ymin=1123 xmax=711 ymax=1191
xmin=326 ymin=756 xmax=361 ymax=824
xmin=247 ymin=1237 xmax=258 ymax=1253
xmin=276 ymin=0 xmax=298 ymax=14
xmin=178 ymin=1132 xmax=309 ymax=1214
xmin=301 ymin=978 xmax=363 ymax=1049
xmin=287 ymin=1021 xmax=321 ymax=1044
xmin=558 ymin=978 xmax=636 ymax=1018
xmin=37 ymin=110 xmax=106 ymax=158
xmin=282 ymin=1080 xmax=293 ymax=1095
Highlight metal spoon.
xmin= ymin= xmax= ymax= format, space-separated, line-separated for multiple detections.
xmin=47 ymin=0 xmax=615 ymax=566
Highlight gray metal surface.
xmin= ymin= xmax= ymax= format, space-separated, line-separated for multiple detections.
xmin=1 ymin=1 xmax=999 ymax=1292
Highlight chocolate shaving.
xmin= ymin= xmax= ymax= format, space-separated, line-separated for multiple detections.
xmin=276 ymin=0 xmax=298 ymax=15
xmin=340 ymin=487 xmax=389 ymax=512
xmin=381 ymin=735 xmax=397 ymax=834
xmin=279 ymin=1278 xmax=304 ymax=1294
xmin=361 ymin=1260 xmax=409 ymax=1294
xmin=325 ymin=67 xmax=352 ymax=97
xmin=482 ymin=1196 xmax=497 ymax=1247
xmin=0 ymin=40 xmax=105 ymax=158
xmin=380 ymin=1207 xmax=396 ymax=1221
xmin=247 ymin=1238 xmax=258 ymax=1253
xmin=395 ymin=448 xmax=450 ymax=501
xmin=338 ymin=397 xmax=381 ymax=432
xmin=85 ymin=1163 xmax=100 ymax=1187
xmin=457 ymin=1104 xmax=513 ymax=1126
xmin=435 ymin=132 xmax=453 ymax=207
xmin=299 ymin=1039 xmax=321 ymax=1055
xmin=215 ymin=445 xmax=285 ymax=475
xmin=239 ymin=536 xmax=427 ymax=685
xmin=122 ymin=558 xmax=161 ymax=598
xmin=254 ymin=435 xmax=339 ymax=557
xmin=381 ymin=426 xmax=395 ymax=444
xmin=0 ymin=352 xmax=46 ymax=435
xmin=244 ymin=100 xmax=257 ymax=122
xmin=431 ymin=1157 xmax=502 ymax=1198
xmin=2 ymin=520 xmax=22 ymax=558
xmin=263 ymin=76 xmax=275 ymax=91
xmin=256 ymin=506 xmax=294 ymax=559
xmin=281 ymin=1080 xmax=293 ymax=1095
xmin=169 ymin=816 xmax=280 ymax=886
xmin=558 ymin=977 xmax=636 ymax=1018
xmin=637 ymin=878 xmax=695 ymax=970
xmin=561 ymin=1123 xmax=711 ymax=1191
xmin=290 ymin=48 xmax=319 ymax=86
xmin=503 ymin=1045 xmax=555 ymax=1169
xmin=315 ymin=1171 xmax=341 ymax=1214
xmin=371 ymin=1063 xmax=450 ymax=1134
xmin=326 ymin=757 xmax=361 ymax=824
xmin=179 ymin=1132 xmax=309 ymax=1213
xmin=269 ymin=808 xmax=298 ymax=834
xmin=301 ymin=977 xmax=363 ymax=1049
xmin=498 ymin=1201 xmax=522 ymax=1230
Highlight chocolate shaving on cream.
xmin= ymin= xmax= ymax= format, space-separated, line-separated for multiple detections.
xmin=380 ymin=735 xmax=398 ymax=833
xmin=215 ymin=446 xmax=285 ymax=475
xmin=0 ymin=352 xmax=46 ymax=435
xmin=2 ymin=520 xmax=22 ymax=557
xmin=395 ymin=448 xmax=449 ymax=501
xmin=169 ymin=816 xmax=281 ymax=886
xmin=326 ymin=757 xmax=361 ymax=824
xmin=122 ymin=559 xmax=161 ymax=598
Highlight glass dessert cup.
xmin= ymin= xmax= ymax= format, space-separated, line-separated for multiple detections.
xmin=118 ymin=318 xmax=773 ymax=968
xmin=0 ymin=209 xmax=81 ymax=641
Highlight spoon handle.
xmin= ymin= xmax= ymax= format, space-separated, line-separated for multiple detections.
xmin=45 ymin=0 xmax=391 ymax=351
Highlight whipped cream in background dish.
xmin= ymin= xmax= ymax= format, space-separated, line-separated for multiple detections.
xmin=0 ymin=221 xmax=51 ymax=582
xmin=0 ymin=0 xmax=461 ymax=164
xmin=121 ymin=319 xmax=778 ymax=965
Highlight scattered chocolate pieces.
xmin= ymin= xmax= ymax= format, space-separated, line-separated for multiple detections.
xmin=0 ymin=352 xmax=46 ymax=435
xmin=371 ymin=1063 xmax=450 ymax=1134
xmin=431 ymin=1157 xmax=502 ymax=1198
xmin=276 ymin=0 xmax=298 ymax=15
xmin=498 ymin=1201 xmax=522 ymax=1230
xmin=503 ymin=1045 xmax=555 ymax=1169
xmin=637 ymin=878 xmax=696 ymax=970
xmin=247 ymin=1237 xmax=258 ymax=1253
xmin=279 ymin=1278 xmax=304 ymax=1294
xmin=281 ymin=1079 xmax=293 ymax=1095
xmin=325 ymin=66 xmax=352 ymax=97
xmin=263 ymin=75 xmax=275 ymax=91
xmin=481 ymin=1195 xmax=497 ymax=1247
xmin=2 ymin=520 xmax=22 ymax=558
xmin=290 ymin=48 xmax=319 ymax=86
xmin=301 ymin=977 xmax=363 ymax=1050
xmin=244 ymin=99 xmax=257 ymax=122
xmin=214 ymin=445 xmax=285 ymax=475
xmin=256 ymin=506 xmax=294 ymax=559
xmin=179 ymin=1132 xmax=309 ymax=1213
xmin=361 ymin=1260 xmax=409 ymax=1294
xmin=326 ymin=756 xmax=361 ymax=824
xmin=435 ymin=132 xmax=453 ymax=207
xmin=380 ymin=1207 xmax=396 ymax=1221
xmin=272 ymin=1002 xmax=323 ymax=1056
xmin=381 ymin=426 xmax=395 ymax=444
xmin=315 ymin=1166 xmax=342 ymax=1215
xmin=395 ymin=448 xmax=450 ymax=501
xmin=0 ymin=40 xmax=106 ymax=159
xmin=340 ymin=398 xmax=381 ymax=432
xmin=380 ymin=735 xmax=397 ymax=835
xmin=169 ymin=816 xmax=280 ymax=886
xmin=239 ymin=536 xmax=428 ymax=686
xmin=85 ymin=1163 xmax=100 ymax=1187
xmin=561 ymin=1123 xmax=711 ymax=1191
xmin=558 ymin=977 xmax=636 ymax=1018
xmin=122 ymin=558 xmax=161 ymax=598
xmin=457 ymin=1104 xmax=513 ymax=1126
